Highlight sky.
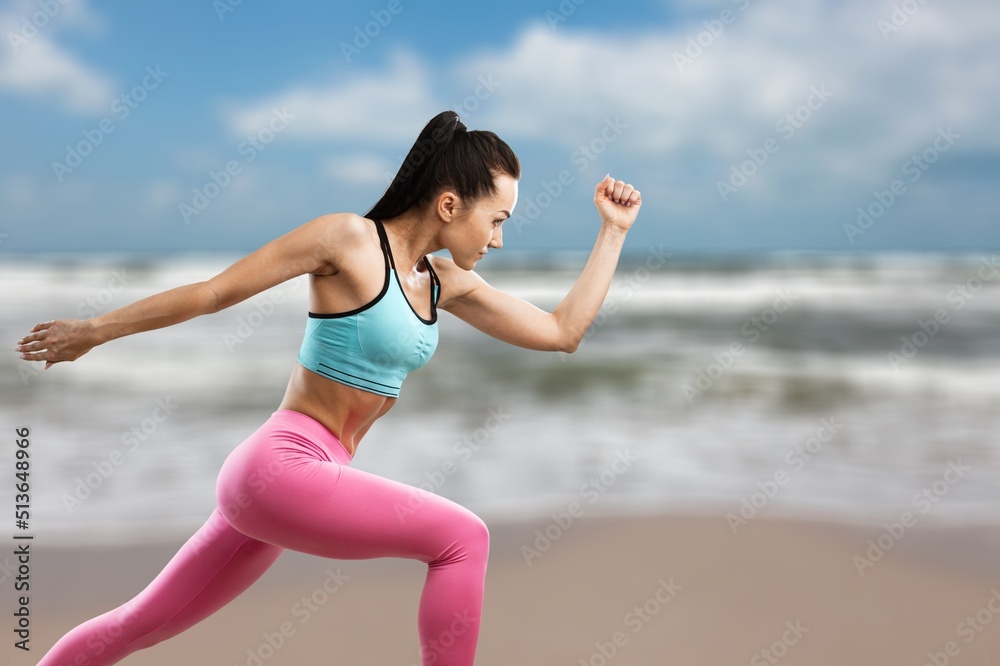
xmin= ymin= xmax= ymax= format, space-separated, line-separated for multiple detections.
xmin=0 ymin=0 xmax=997 ymax=256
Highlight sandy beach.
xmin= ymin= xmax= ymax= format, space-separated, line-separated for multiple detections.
xmin=10 ymin=510 xmax=1000 ymax=666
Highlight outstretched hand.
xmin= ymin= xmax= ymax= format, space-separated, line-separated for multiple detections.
xmin=594 ymin=174 xmax=641 ymax=232
xmin=16 ymin=319 xmax=96 ymax=369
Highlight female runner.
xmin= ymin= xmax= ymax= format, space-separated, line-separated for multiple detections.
xmin=17 ymin=110 xmax=641 ymax=666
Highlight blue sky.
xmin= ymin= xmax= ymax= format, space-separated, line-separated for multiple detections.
xmin=0 ymin=0 xmax=997 ymax=256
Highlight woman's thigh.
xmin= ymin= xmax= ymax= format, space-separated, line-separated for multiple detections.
xmin=223 ymin=459 xmax=488 ymax=562
xmin=215 ymin=412 xmax=488 ymax=563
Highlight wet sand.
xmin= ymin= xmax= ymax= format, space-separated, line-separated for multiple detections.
xmin=12 ymin=510 xmax=1000 ymax=665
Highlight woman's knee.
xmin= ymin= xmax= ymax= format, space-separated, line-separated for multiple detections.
xmin=432 ymin=507 xmax=490 ymax=565
xmin=460 ymin=510 xmax=490 ymax=551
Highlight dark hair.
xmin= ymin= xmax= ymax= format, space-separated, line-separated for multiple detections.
xmin=364 ymin=110 xmax=520 ymax=221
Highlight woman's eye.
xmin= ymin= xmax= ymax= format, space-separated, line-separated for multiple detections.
xmin=493 ymin=219 xmax=503 ymax=227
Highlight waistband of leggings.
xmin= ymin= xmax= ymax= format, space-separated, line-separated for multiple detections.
xmin=268 ymin=409 xmax=353 ymax=462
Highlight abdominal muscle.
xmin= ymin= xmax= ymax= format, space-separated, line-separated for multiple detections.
xmin=274 ymin=244 xmax=398 ymax=458
xmin=277 ymin=361 xmax=396 ymax=458
xmin=272 ymin=215 xmax=430 ymax=458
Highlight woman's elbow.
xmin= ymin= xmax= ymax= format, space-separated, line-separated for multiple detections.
xmin=199 ymin=281 xmax=225 ymax=314
xmin=557 ymin=332 xmax=580 ymax=354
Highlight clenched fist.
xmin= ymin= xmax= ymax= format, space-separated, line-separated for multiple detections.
xmin=594 ymin=174 xmax=641 ymax=232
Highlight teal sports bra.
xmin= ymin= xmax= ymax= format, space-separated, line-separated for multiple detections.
xmin=296 ymin=216 xmax=440 ymax=397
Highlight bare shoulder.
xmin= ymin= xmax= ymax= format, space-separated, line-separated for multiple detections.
xmin=305 ymin=212 xmax=373 ymax=275
xmin=308 ymin=212 xmax=370 ymax=246
xmin=426 ymin=254 xmax=486 ymax=311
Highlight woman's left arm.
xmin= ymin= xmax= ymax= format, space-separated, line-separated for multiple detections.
xmin=440 ymin=175 xmax=641 ymax=353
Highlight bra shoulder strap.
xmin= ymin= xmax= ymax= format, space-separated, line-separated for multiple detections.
xmin=424 ymin=255 xmax=441 ymax=306
xmin=372 ymin=217 xmax=395 ymax=270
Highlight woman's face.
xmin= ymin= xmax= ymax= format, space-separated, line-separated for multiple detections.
xmin=448 ymin=174 xmax=518 ymax=270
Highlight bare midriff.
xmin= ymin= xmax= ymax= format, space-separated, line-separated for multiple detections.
xmin=277 ymin=362 xmax=396 ymax=458
xmin=275 ymin=218 xmax=436 ymax=458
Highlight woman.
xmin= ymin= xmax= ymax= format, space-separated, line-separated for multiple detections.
xmin=17 ymin=110 xmax=641 ymax=666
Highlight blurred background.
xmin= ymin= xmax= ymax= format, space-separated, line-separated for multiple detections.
xmin=2 ymin=1 xmax=999 ymax=665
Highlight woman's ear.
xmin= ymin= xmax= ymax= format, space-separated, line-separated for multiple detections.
xmin=436 ymin=190 xmax=461 ymax=223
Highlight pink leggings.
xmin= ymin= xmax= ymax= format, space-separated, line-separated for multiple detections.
xmin=37 ymin=409 xmax=490 ymax=666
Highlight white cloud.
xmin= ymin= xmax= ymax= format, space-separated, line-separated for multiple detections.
xmin=218 ymin=48 xmax=440 ymax=145
xmin=204 ymin=0 xmax=999 ymax=213
xmin=322 ymin=152 xmax=396 ymax=187
xmin=0 ymin=0 xmax=113 ymax=114
xmin=454 ymin=1 xmax=999 ymax=195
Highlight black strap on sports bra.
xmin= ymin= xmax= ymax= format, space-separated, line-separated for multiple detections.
xmin=373 ymin=217 xmax=440 ymax=307
xmin=373 ymin=217 xmax=395 ymax=270
xmin=425 ymin=255 xmax=440 ymax=306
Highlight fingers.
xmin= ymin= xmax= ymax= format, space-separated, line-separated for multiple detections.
xmin=16 ymin=321 xmax=55 ymax=361
xmin=15 ymin=320 xmax=86 ymax=367
xmin=599 ymin=176 xmax=639 ymax=206
xmin=19 ymin=351 xmax=48 ymax=364
xmin=16 ymin=332 xmax=50 ymax=352
xmin=17 ymin=321 xmax=52 ymax=345
xmin=596 ymin=174 xmax=614 ymax=198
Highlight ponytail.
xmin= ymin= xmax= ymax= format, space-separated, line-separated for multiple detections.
xmin=365 ymin=110 xmax=520 ymax=221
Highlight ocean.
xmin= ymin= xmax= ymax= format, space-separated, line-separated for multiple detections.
xmin=2 ymin=250 xmax=998 ymax=545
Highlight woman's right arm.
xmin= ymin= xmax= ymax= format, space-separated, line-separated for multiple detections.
xmin=16 ymin=212 xmax=358 ymax=369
